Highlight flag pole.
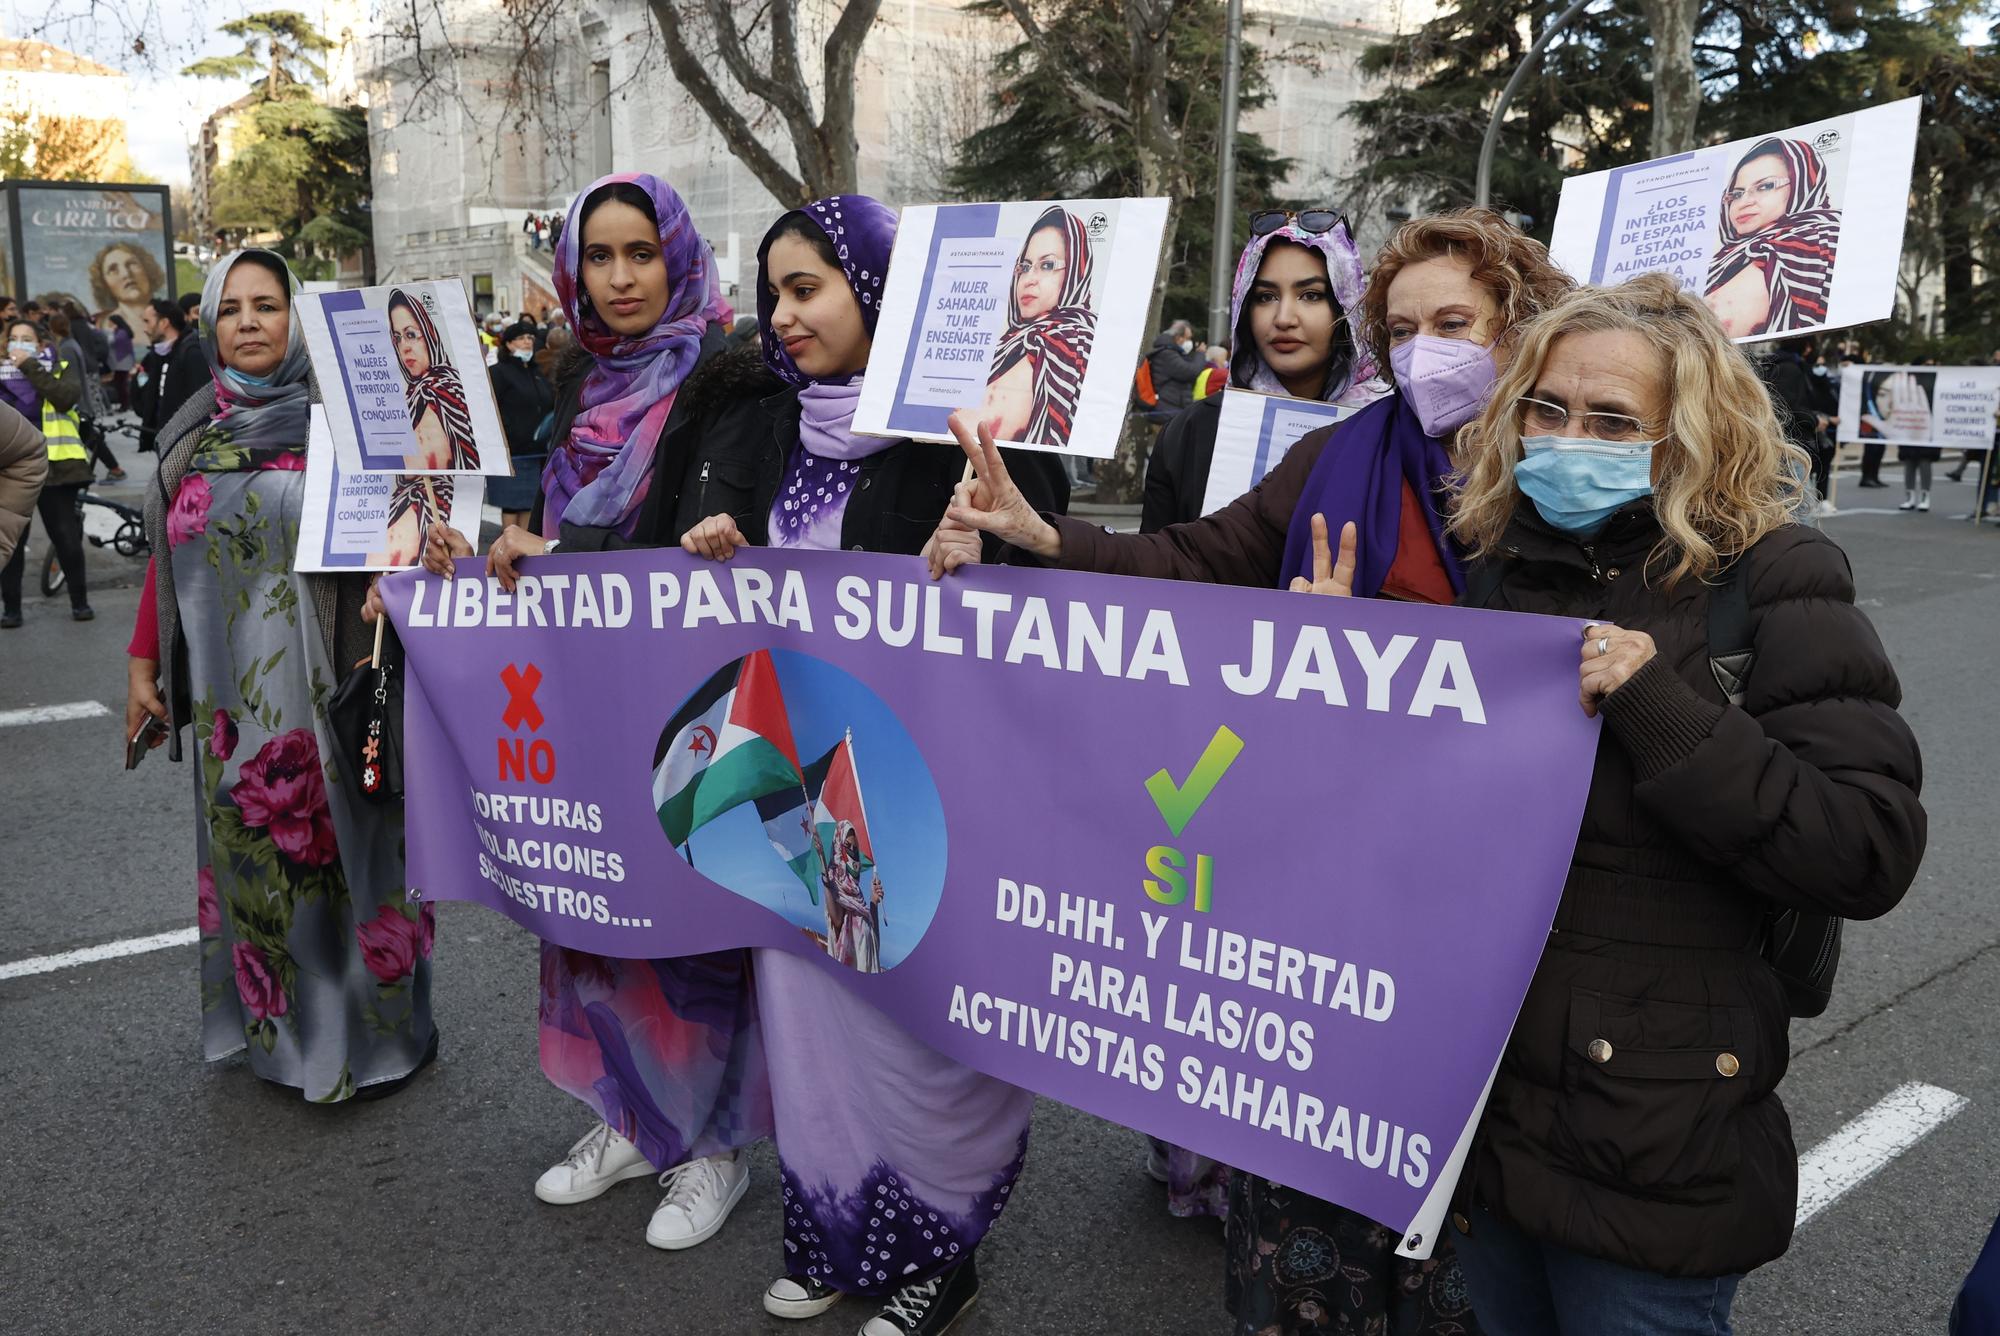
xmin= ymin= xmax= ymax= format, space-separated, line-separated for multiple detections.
xmin=845 ymin=728 xmax=885 ymax=944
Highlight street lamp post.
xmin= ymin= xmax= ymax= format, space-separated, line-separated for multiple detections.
xmin=1208 ymin=0 xmax=1245 ymax=343
xmin=1475 ymin=0 xmax=1598 ymax=210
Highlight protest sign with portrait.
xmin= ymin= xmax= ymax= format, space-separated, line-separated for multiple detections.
xmin=1837 ymin=365 xmax=2000 ymax=451
xmin=297 ymin=280 xmax=510 ymax=475
xmin=1548 ymin=98 xmax=1921 ymax=342
xmin=855 ymin=197 xmax=1171 ymax=458
xmin=296 ymin=407 xmax=487 ymax=571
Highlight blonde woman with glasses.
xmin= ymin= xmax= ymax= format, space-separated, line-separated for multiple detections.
xmin=1436 ymin=272 xmax=1925 ymax=1332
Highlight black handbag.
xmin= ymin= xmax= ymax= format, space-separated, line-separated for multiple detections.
xmin=328 ymin=630 xmax=403 ymax=803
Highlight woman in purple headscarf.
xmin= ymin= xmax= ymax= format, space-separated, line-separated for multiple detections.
xmin=418 ymin=175 xmax=778 ymax=1259
xmin=1140 ymin=209 xmax=1390 ymax=533
xmin=677 ymin=195 xmax=1067 ymax=1336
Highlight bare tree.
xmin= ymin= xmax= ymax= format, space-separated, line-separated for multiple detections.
xmin=647 ymin=0 xmax=884 ymax=206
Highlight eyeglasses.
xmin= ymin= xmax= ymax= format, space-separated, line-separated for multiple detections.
xmin=1722 ymin=178 xmax=1791 ymax=205
xmin=1249 ymin=209 xmax=1349 ymax=238
xmin=1516 ymin=397 xmax=1660 ymax=444
xmin=1014 ymin=257 xmax=1067 ymax=278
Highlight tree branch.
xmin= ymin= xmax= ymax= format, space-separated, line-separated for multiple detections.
xmin=649 ymin=0 xmax=807 ymax=203
xmin=701 ymin=0 xmax=815 ymax=133
xmin=820 ymin=0 xmax=884 ymax=181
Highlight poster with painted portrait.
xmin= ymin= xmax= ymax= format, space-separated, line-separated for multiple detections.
xmin=1548 ymin=98 xmax=1919 ymax=342
xmin=11 ymin=183 xmax=173 ymax=327
xmin=855 ymin=197 xmax=1170 ymax=458
xmin=297 ymin=279 xmax=510 ymax=475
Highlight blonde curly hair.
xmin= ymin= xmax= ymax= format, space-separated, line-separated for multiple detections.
xmin=1449 ymin=273 xmax=1808 ymax=588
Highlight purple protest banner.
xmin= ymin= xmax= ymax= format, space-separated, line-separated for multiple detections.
xmin=383 ymin=546 xmax=1597 ymax=1255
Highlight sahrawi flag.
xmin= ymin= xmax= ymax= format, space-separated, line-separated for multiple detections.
xmin=653 ymin=650 xmax=803 ymax=848
xmin=754 ymin=736 xmax=874 ymax=904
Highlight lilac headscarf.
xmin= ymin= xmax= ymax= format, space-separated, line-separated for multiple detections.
xmin=755 ymin=196 xmax=899 ymax=550
xmin=1228 ymin=221 xmax=1386 ymax=407
xmin=542 ymin=173 xmax=733 ymax=538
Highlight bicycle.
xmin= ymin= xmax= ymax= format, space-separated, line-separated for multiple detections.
xmin=40 ymin=489 xmax=149 ymax=596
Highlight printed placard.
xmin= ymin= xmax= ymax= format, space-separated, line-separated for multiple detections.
xmin=1200 ymin=389 xmax=1360 ymax=517
xmin=856 ymin=197 xmax=1171 ymax=458
xmin=1836 ymin=365 xmax=2000 ymax=450
xmin=297 ymin=280 xmax=510 ymax=474
xmin=1548 ymin=98 xmax=1922 ymax=342
xmin=297 ymin=407 xmax=486 ymax=571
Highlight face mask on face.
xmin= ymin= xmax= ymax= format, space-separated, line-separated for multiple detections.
xmin=1513 ymin=434 xmax=1661 ymax=534
xmin=512 ymin=346 xmax=534 ymax=361
xmin=1389 ymin=334 xmax=1499 ymax=437
xmin=152 ymin=339 xmax=173 ymax=356
xmin=1179 ymin=339 xmax=1194 ymax=354
xmin=8 ymin=340 xmax=36 ymax=358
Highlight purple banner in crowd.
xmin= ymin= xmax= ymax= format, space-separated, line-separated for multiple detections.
xmin=384 ymin=547 xmax=1597 ymax=1254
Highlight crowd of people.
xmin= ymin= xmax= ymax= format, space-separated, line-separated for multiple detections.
xmin=0 ymin=167 xmax=1943 ymax=1334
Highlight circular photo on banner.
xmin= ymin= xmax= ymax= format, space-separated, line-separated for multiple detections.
xmin=651 ymin=648 xmax=946 ymax=972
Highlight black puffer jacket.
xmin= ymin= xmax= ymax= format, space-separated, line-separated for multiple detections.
xmin=1459 ymin=504 xmax=1925 ymax=1279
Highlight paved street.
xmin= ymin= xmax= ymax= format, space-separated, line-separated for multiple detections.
xmin=3 ymin=441 xmax=1996 ymax=1335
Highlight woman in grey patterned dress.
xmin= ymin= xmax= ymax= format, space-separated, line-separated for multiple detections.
xmin=125 ymin=249 xmax=437 ymax=1101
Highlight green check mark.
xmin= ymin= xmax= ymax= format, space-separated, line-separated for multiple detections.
xmin=1144 ymin=725 xmax=1245 ymax=838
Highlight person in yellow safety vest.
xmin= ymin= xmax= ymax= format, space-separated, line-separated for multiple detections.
xmin=0 ymin=317 xmax=93 ymax=625
xmin=1191 ymin=342 xmax=1232 ymax=401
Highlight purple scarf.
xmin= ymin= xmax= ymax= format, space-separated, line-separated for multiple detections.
xmin=757 ymin=196 xmax=900 ymax=551
xmin=542 ymin=172 xmax=733 ymax=538
xmin=0 ymin=351 xmax=46 ymax=417
xmin=1277 ymin=391 xmax=1465 ymax=598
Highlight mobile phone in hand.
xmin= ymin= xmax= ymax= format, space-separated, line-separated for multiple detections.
xmin=125 ymin=714 xmax=167 ymax=770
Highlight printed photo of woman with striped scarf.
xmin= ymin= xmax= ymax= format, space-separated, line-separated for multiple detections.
xmin=1703 ymin=136 xmax=1844 ymax=338
xmin=387 ymin=287 xmax=480 ymax=469
xmin=977 ymin=204 xmax=1099 ymax=447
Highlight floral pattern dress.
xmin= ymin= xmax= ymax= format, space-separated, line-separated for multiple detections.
xmin=174 ymin=428 xmax=436 ymax=1101
xmin=1225 ymin=1174 xmax=1481 ymax=1336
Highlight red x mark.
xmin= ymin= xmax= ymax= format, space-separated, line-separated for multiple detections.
xmin=501 ymin=663 xmax=544 ymax=732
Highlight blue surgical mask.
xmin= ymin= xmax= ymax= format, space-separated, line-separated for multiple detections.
xmin=1513 ymin=434 xmax=1659 ymax=534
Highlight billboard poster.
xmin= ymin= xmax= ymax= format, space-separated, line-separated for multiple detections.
xmin=10 ymin=182 xmax=173 ymax=327
xmin=1548 ymin=98 xmax=1921 ymax=342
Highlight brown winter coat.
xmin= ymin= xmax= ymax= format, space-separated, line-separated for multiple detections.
xmin=1459 ymin=503 xmax=1925 ymax=1278
xmin=0 ymin=399 xmax=47 ymax=564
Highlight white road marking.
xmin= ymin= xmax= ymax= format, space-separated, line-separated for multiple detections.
xmin=0 ymin=700 xmax=111 ymax=727
xmin=0 ymin=927 xmax=198 ymax=981
xmin=1795 ymin=1081 xmax=1969 ymax=1227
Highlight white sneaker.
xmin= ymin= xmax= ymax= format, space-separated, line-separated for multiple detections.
xmin=1814 ymin=499 xmax=1837 ymax=518
xmin=534 ymin=1121 xmax=654 ymax=1205
xmin=765 ymin=1274 xmax=845 ymax=1319
xmin=645 ymin=1150 xmax=749 ymax=1250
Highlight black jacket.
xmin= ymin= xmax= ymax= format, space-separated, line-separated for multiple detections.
xmin=1141 ymin=395 xmax=1224 ymax=532
xmin=1147 ymin=332 xmax=1206 ymax=413
xmin=137 ymin=334 xmax=207 ymax=451
xmin=561 ymin=340 xmax=1071 ymax=559
xmin=1758 ymin=350 xmax=1820 ymax=452
xmin=1462 ymin=506 xmax=1924 ymax=1279
xmin=489 ymin=355 xmax=555 ymax=457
